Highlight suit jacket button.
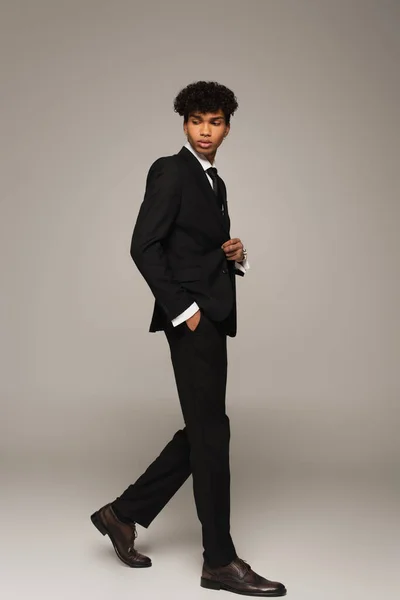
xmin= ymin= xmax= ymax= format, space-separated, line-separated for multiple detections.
xmin=222 ymin=269 xmax=228 ymax=274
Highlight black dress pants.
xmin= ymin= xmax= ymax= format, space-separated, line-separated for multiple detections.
xmin=111 ymin=311 xmax=237 ymax=568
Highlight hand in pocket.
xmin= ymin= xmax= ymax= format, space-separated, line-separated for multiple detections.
xmin=186 ymin=310 xmax=201 ymax=331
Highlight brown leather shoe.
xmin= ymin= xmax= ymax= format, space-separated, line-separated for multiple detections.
xmin=201 ymin=557 xmax=286 ymax=596
xmin=90 ymin=503 xmax=152 ymax=568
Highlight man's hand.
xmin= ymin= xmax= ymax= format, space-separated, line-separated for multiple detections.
xmin=221 ymin=238 xmax=244 ymax=262
xmin=186 ymin=309 xmax=201 ymax=331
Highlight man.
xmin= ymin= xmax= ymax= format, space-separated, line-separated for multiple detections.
xmin=91 ymin=81 xmax=287 ymax=597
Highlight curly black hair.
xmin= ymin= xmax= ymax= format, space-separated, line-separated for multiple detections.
xmin=173 ymin=81 xmax=238 ymax=125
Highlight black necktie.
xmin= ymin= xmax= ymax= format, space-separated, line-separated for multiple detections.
xmin=206 ymin=167 xmax=224 ymax=214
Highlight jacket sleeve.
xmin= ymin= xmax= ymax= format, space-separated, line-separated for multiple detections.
xmin=234 ymin=264 xmax=245 ymax=277
xmin=130 ymin=157 xmax=195 ymax=320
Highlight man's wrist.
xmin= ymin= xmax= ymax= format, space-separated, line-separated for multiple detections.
xmin=172 ymin=302 xmax=199 ymax=327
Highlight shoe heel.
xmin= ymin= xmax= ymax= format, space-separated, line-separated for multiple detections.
xmin=90 ymin=511 xmax=107 ymax=536
xmin=201 ymin=577 xmax=221 ymax=590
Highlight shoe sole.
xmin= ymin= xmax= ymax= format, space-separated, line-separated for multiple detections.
xmin=90 ymin=511 xmax=152 ymax=568
xmin=200 ymin=577 xmax=287 ymax=596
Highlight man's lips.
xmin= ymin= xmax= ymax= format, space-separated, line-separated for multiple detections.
xmin=198 ymin=140 xmax=212 ymax=146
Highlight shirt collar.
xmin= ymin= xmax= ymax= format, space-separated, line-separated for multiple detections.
xmin=184 ymin=140 xmax=217 ymax=172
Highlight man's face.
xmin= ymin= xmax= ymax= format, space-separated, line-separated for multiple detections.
xmin=184 ymin=109 xmax=230 ymax=158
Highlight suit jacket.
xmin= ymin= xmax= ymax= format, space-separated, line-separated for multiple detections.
xmin=130 ymin=145 xmax=244 ymax=337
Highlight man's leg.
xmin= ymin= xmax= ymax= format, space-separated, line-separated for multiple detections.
xmin=111 ymin=313 xmax=236 ymax=567
xmin=91 ymin=421 xmax=192 ymax=568
xmin=164 ymin=313 xmax=236 ymax=568
xmin=96 ymin=316 xmax=287 ymax=595
xmin=111 ymin=427 xmax=192 ymax=527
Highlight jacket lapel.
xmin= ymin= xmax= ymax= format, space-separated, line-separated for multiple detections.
xmin=178 ymin=146 xmax=230 ymax=236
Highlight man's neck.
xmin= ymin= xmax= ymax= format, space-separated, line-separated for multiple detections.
xmin=186 ymin=141 xmax=216 ymax=167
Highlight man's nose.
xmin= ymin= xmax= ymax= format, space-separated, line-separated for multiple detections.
xmin=200 ymin=125 xmax=211 ymax=136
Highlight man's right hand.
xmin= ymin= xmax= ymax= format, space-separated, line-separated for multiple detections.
xmin=186 ymin=309 xmax=201 ymax=331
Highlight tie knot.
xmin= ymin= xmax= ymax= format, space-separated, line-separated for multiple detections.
xmin=206 ymin=167 xmax=218 ymax=180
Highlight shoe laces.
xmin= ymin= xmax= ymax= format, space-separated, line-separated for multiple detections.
xmin=127 ymin=523 xmax=138 ymax=554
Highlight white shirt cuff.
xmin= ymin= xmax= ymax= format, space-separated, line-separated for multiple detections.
xmin=172 ymin=302 xmax=200 ymax=327
xmin=235 ymin=257 xmax=250 ymax=274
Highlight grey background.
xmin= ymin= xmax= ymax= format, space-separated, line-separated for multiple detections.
xmin=1 ymin=1 xmax=399 ymax=599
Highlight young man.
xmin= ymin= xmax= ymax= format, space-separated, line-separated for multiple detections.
xmin=91 ymin=81 xmax=287 ymax=597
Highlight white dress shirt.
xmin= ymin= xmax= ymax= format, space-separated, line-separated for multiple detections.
xmin=171 ymin=141 xmax=250 ymax=327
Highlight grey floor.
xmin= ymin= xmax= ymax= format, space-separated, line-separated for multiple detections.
xmin=2 ymin=460 xmax=398 ymax=600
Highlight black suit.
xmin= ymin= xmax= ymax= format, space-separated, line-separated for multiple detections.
xmin=112 ymin=145 xmax=244 ymax=567
xmin=131 ymin=145 xmax=244 ymax=336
